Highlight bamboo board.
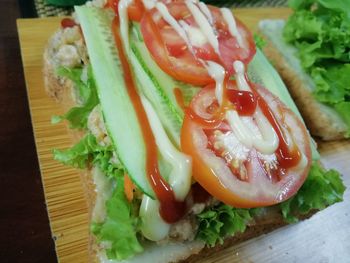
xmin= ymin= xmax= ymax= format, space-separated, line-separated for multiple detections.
xmin=17 ymin=8 xmax=350 ymax=263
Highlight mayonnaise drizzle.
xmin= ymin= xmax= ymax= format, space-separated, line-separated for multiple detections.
xmin=155 ymin=2 xmax=194 ymax=54
xmin=139 ymin=95 xmax=192 ymax=241
xmin=225 ymin=61 xmax=279 ymax=154
xmin=220 ymin=8 xmax=244 ymax=48
xmin=118 ymin=0 xmax=133 ymax=54
xmin=226 ymin=110 xmax=253 ymax=148
xmin=179 ymin=20 xmax=207 ymax=47
xmin=233 ymin=60 xmax=250 ymax=91
xmin=140 ymin=196 xmax=170 ymax=241
xmin=252 ymin=109 xmax=279 ymax=154
xmin=185 ymin=0 xmax=220 ymax=55
xmin=205 ymin=61 xmax=225 ymax=105
xmin=198 ymin=1 xmax=213 ymax=25
xmin=142 ymin=0 xmax=157 ymax=9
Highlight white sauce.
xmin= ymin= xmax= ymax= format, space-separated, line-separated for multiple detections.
xmin=139 ymin=95 xmax=192 ymax=241
xmin=198 ymin=1 xmax=213 ymax=25
xmin=155 ymin=2 xmax=195 ymax=56
xmin=179 ymin=21 xmax=207 ymax=47
xmin=185 ymin=0 xmax=220 ymax=55
xmin=233 ymin=60 xmax=250 ymax=91
xmin=252 ymin=109 xmax=279 ymax=154
xmin=205 ymin=61 xmax=225 ymax=105
xmin=226 ymin=60 xmax=279 ymax=154
xmin=226 ymin=110 xmax=253 ymax=148
xmin=118 ymin=0 xmax=134 ymax=54
xmin=142 ymin=0 xmax=157 ymax=9
xmin=220 ymin=8 xmax=244 ymax=48
xmin=139 ymin=196 xmax=170 ymax=241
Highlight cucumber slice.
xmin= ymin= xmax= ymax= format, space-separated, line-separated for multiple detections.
xmin=129 ymin=25 xmax=200 ymax=147
xmin=248 ymin=49 xmax=320 ymax=160
xmin=75 ymin=6 xmax=154 ymax=198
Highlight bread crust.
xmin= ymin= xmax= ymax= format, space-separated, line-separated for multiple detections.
xmin=262 ymin=39 xmax=348 ymax=141
xmin=44 ymin=27 xmax=316 ymax=263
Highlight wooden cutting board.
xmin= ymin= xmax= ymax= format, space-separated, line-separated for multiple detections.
xmin=17 ymin=8 xmax=350 ymax=263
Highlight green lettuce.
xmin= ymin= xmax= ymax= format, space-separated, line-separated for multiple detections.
xmin=91 ymin=175 xmax=143 ymax=260
xmin=284 ymin=0 xmax=350 ymax=136
xmin=53 ymin=133 xmax=119 ymax=175
xmin=196 ymin=205 xmax=257 ymax=246
xmin=280 ymin=162 xmax=345 ymax=223
xmin=54 ymin=134 xmax=143 ymax=260
xmin=52 ymin=66 xmax=98 ymax=129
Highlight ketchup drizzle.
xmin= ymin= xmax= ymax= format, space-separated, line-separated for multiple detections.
xmin=61 ymin=18 xmax=77 ymax=28
xmin=255 ymin=93 xmax=301 ymax=169
xmin=173 ymin=87 xmax=186 ymax=111
xmin=110 ymin=10 xmax=185 ymax=223
xmin=226 ymin=89 xmax=257 ymax=116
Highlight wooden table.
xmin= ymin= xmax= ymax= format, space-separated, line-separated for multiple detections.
xmin=0 ymin=1 xmax=57 ymax=262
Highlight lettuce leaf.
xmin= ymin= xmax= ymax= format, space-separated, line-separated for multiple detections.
xmin=53 ymin=66 xmax=98 ymax=129
xmin=54 ymin=134 xmax=143 ymax=259
xmin=53 ymin=133 xmax=120 ymax=175
xmin=196 ymin=205 xmax=256 ymax=246
xmin=91 ymin=175 xmax=143 ymax=260
xmin=284 ymin=0 xmax=350 ymax=135
xmin=280 ymin=162 xmax=345 ymax=223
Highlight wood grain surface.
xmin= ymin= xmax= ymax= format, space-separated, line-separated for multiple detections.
xmin=17 ymin=8 xmax=350 ymax=263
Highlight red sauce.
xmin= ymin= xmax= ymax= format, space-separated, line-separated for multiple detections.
xmin=61 ymin=18 xmax=77 ymax=28
xmin=105 ymin=0 xmax=118 ymax=11
xmin=226 ymin=89 xmax=257 ymax=116
xmin=173 ymin=87 xmax=186 ymax=111
xmin=256 ymin=95 xmax=301 ymax=169
xmin=111 ymin=15 xmax=185 ymax=223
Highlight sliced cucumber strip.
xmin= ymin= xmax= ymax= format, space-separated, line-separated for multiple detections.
xmin=129 ymin=25 xmax=200 ymax=147
xmin=75 ymin=6 xmax=154 ymax=197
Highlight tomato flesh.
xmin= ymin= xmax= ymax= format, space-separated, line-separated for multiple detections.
xmin=106 ymin=0 xmax=145 ymax=21
xmin=181 ymin=84 xmax=311 ymax=208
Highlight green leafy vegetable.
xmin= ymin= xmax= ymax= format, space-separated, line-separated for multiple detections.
xmin=280 ymin=162 xmax=345 ymax=223
xmin=54 ymin=134 xmax=143 ymax=259
xmin=284 ymin=0 xmax=350 ymax=135
xmin=53 ymin=66 xmax=98 ymax=129
xmin=196 ymin=205 xmax=254 ymax=246
xmin=91 ymin=176 xmax=143 ymax=260
xmin=53 ymin=133 xmax=124 ymax=179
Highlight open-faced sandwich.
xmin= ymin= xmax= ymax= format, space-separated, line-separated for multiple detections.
xmin=260 ymin=0 xmax=350 ymax=140
xmin=44 ymin=0 xmax=346 ymax=262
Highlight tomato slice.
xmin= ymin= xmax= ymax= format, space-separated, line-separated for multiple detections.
xmin=181 ymin=84 xmax=312 ymax=208
xmin=106 ymin=0 xmax=145 ymax=22
xmin=140 ymin=2 xmax=256 ymax=86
